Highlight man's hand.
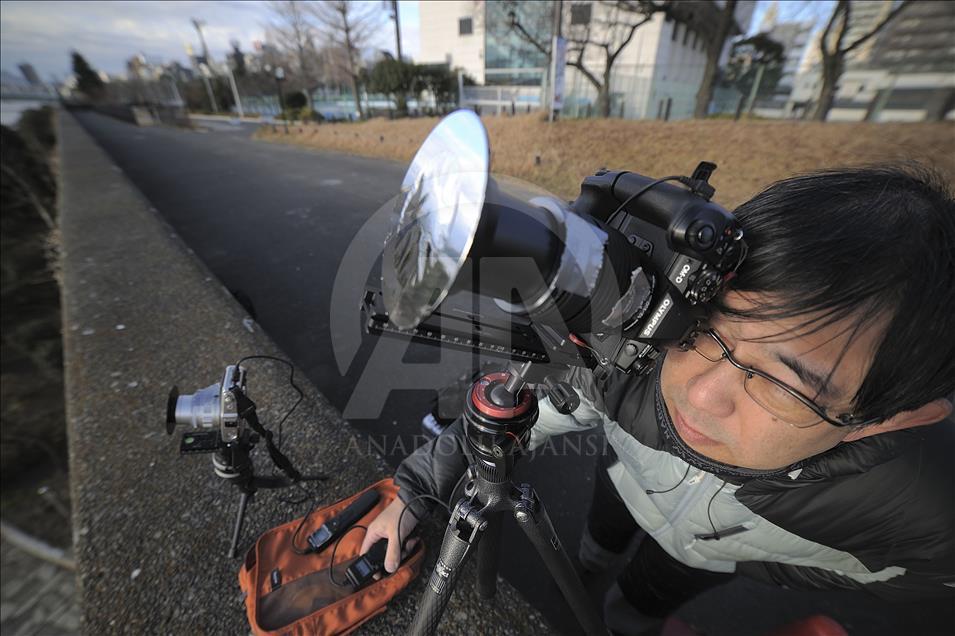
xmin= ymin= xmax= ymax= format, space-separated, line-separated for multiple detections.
xmin=359 ymin=498 xmax=419 ymax=573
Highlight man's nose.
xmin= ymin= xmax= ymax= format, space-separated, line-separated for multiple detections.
xmin=686 ymin=359 xmax=738 ymax=418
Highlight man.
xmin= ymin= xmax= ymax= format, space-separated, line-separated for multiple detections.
xmin=359 ymin=165 xmax=955 ymax=632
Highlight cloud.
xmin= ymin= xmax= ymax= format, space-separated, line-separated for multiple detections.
xmin=0 ymin=0 xmax=271 ymax=78
xmin=0 ymin=0 xmax=423 ymax=81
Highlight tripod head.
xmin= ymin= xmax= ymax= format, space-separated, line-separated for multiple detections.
xmin=208 ymin=426 xmax=292 ymax=492
xmin=462 ymin=362 xmax=580 ymax=483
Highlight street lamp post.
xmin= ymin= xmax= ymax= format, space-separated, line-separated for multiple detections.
xmin=274 ymin=66 xmax=287 ymax=134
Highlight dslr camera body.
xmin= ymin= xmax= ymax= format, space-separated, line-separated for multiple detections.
xmin=365 ymin=110 xmax=746 ymax=382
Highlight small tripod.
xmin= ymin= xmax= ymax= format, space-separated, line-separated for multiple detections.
xmin=177 ymin=410 xmax=326 ymax=558
xmin=210 ymin=428 xmax=294 ymax=558
xmin=409 ymin=362 xmax=607 ymax=635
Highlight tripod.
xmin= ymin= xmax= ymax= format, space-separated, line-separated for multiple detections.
xmin=409 ymin=363 xmax=607 ymax=635
xmin=211 ymin=429 xmax=296 ymax=558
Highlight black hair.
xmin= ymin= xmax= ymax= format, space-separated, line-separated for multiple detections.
xmin=716 ymin=163 xmax=955 ymax=424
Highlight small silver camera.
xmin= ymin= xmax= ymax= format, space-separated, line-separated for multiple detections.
xmin=166 ymin=365 xmax=246 ymax=445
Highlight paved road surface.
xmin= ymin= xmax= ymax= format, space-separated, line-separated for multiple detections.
xmin=73 ymin=112 xmax=953 ymax=635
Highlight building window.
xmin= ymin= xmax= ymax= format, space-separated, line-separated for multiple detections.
xmin=672 ymin=22 xmax=680 ymax=42
xmin=570 ymin=4 xmax=592 ymax=25
xmin=459 ymin=17 xmax=473 ymax=35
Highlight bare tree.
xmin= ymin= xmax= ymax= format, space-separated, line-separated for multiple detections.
xmin=811 ymin=0 xmax=910 ymax=121
xmin=693 ymin=0 xmax=738 ymax=119
xmin=268 ymin=0 xmax=320 ymax=109
xmin=316 ymin=43 xmax=354 ymax=90
xmin=310 ymin=0 xmax=382 ymax=119
xmin=511 ymin=1 xmax=666 ymax=118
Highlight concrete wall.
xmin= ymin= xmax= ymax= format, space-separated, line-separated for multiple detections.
xmin=89 ymin=103 xmax=190 ymax=127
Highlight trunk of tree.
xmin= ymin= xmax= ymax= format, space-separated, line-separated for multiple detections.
xmin=349 ymin=74 xmax=363 ymax=119
xmin=695 ymin=57 xmax=719 ymax=119
xmin=598 ymin=64 xmax=616 ymax=117
xmin=694 ymin=0 xmax=738 ymax=119
xmin=596 ymin=84 xmax=611 ymax=118
xmin=812 ymin=56 xmax=842 ymax=121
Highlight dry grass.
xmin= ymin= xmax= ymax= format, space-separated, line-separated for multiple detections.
xmin=256 ymin=114 xmax=955 ymax=208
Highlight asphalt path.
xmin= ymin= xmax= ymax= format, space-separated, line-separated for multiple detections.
xmin=73 ymin=111 xmax=603 ymax=633
xmin=73 ymin=112 xmax=953 ymax=636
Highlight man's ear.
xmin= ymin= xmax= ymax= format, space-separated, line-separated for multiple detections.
xmin=843 ymin=398 xmax=953 ymax=442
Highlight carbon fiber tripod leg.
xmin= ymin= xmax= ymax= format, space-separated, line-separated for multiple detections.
xmin=476 ymin=514 xmax=502 ymax=599
xmin=409 ymin=499 xmax=486 ymax=636
xmin=513 ymin=484 xmax=608 ymax=635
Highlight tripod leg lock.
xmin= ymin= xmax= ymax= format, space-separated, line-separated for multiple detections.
xmin=514 ymin=483 xmax=538 ymax=523
xmin=452 ymin=500 xmax=488 ymax=540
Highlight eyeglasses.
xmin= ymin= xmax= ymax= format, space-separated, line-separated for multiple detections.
xmin=688 ymin=328 xmax=879 ymax=429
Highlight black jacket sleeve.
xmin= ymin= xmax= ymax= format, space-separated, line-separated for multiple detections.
xmin=737 ymin=560 xmax=954 ymax=602
xmin=393 ymin=417 xmax=470 ymax=520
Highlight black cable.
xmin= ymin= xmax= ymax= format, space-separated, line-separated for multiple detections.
xmin=290 ymin=500 xmax=321 ymax=555
xmin=608 ymin=175 xmax=685 ymax=223
xmin=233 ymin=355 xmax=321 ymax=505
xmin=397 ymin=493 xmax=453 ymax=561
xmin=447 ymin=470 xmax=471 ymax=511
xmin=705 ymin=480 xmax=729 ymax=540
xmin=328 ymin=524 xmax=369 ymax=587
xmin=233 ymin=355 xmax=304 ymax=449
xmin=281 ymin=481 xmax=313 ymax=506
xmin=645 ymin=463 xmax=692 ymax=495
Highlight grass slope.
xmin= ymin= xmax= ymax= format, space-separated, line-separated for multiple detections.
xmin=256 ymin=114 xmax=955 ymax=208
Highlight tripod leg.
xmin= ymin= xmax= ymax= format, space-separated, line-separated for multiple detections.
xmin=476 ymin=514 xmax=502 ymax=599
xmin=409 ymin=500 xmax=485 ymax=636
xmin=513 ymin=485 xmax=607 ymax=635
xmin=228 ymin=491 xmax=250 ymax=559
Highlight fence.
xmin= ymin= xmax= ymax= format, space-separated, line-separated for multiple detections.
xmin=102 ymin=77 xmax=183 ymax=107
xmin=460 ymin=85 xmax=544 ymax=115
xmin=475 ymin=62 xmax=789 ymax=122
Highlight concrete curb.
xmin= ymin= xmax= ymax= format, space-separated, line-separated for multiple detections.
xmin=57 ymin=110 xmax=549 ymax=634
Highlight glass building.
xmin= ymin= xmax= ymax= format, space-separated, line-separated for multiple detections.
xmin=484 ymin=1 xmax=555 ymax=86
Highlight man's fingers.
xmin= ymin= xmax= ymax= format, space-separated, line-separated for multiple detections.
xmin=359 ymin=528 xmax=383 ymax=555
xmin=402 ymin=536 xmax=420 ymax=557
xmin=384 ymin=534 xmax=402 ymax=573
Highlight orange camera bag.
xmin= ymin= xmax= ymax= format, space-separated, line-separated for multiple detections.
xmin=238 ymin=478 xmax=425 ymax=635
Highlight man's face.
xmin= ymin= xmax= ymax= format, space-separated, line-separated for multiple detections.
xmin=660 ymin=292 xmax=882 ymax=470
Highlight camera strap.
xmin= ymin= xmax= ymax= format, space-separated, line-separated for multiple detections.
xmin=230 ymin=387 xmax=303 ymax=482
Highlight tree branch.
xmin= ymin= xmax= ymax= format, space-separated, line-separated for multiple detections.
xmin=609 ymin=14 xmax=652 ymax=64
xmin=568 ymin=52 xmax=601 ymax=88
xmin=818 ymin=0 xmax=842 ymax=61
xmin=510 ymin=19 xmax=550 ymax=57
xmin=843 ymin=0 xmax=910 ymax=54
xmin=833 ymin=0 xmax=851 ymax=57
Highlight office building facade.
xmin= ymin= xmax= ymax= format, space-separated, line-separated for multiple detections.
xmin=417 ymin=0 xmax=755 ymax=120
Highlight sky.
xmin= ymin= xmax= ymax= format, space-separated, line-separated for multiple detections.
xmin=748 ymin=0 xmax=835 ymax=35
xmin=0 ymin=0 xmax=421 ymax=82
xmin=0 ymin=0 xmax=833 ymax=83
